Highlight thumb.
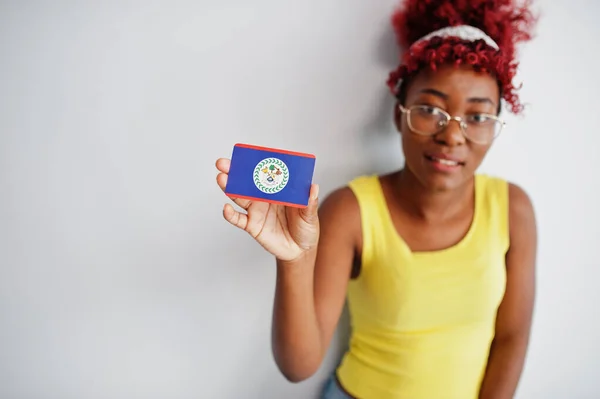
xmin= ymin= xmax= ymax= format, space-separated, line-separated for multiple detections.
xmin=300 ymin=184 xmax=319 ymax=223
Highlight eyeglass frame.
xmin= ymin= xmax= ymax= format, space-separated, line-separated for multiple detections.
xmin=398 ymin=104 xmax=506 ymax=145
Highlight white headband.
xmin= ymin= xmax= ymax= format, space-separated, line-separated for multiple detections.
xmin=412 ymin=25 xmax=500 ymax=51
xmin=394 ymin=25 xmax=500 ymax=93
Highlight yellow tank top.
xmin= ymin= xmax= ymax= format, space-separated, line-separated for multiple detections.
xmin=336 ymin=174 xmax=509 ymax=399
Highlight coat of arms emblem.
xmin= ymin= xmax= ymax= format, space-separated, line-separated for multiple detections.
xmin=253 ymin=157 xmax=290 ymax=194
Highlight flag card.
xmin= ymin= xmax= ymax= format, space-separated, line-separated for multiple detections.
xmin=224 ymin=143 xmax=316 ymax=208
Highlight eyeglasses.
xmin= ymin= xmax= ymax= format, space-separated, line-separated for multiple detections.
xmin=398 ymin=104 xmax=506 ymax=145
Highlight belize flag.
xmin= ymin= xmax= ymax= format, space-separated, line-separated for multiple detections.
xmin=225 ymin=143 xmax=316 ymax=208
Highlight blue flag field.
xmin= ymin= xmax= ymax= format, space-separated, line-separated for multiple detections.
xmin=224 ymin=143 xmax=316 ymax=208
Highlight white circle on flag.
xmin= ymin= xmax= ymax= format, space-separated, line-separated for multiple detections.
xmin=253 ymin=158 xmax=290 ymax=194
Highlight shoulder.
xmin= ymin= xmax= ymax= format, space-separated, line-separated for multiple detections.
xmin=476 ymin=174 xmax=536 ymax=242
xmin=506 ymin=181 xmax=537 ymax=248
xmin=317 ymin=176 xmax=369 ymax=249
xmin=318 ymin=174 xmax=378 ymax=219
xmin=319 ymin=185 xmax=359 ymax=214
xmin=318 ymin=184 xmax=361 ymax=229
xmin=477 ymin=174 xmax=532 ymax=204
xmin=477 ymin=174 xmax=535 ymax=217
xmin=507 ymin=182 xmax=535 ymax=219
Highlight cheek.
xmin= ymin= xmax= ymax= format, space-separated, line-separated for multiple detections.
xmin=401 ymin=131 xmax=428 ymax=161
xmin=466 ymin=144 xmax=492 ymax=167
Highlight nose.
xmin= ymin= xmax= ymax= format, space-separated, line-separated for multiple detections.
xmin=434 ymin=118 xmax=466 ymax=146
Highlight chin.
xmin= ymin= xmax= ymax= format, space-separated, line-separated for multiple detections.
xmin=421 ymin=174 xmax=462 ymax=191
xmin=409 ymin=164 xmax=472 ymax=192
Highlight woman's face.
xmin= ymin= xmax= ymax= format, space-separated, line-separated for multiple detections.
xmin=395 ymin=64 xmax=501 ymax=191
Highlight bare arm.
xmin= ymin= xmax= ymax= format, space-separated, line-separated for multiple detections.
xmin=216 ymin=159 xmax=359 ymax=382
xmin=271 ymin=187 xmax=360 ymax=382
xmin=479 ymin=183 xmax=537 ymax=399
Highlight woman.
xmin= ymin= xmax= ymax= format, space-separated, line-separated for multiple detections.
xmin=215 ymin=0 xmax=538 ymax=397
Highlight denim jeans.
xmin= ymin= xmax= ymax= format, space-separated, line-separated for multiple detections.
xmin=320 ymin=373 xmax=353 ymax=399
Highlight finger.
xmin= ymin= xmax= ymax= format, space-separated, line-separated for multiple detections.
xmin=215 ymin=158 xmax=231 ymax=174
xmin=300 ymin=183 xmax=319 ymax=223
xmin=216 ymin=172 xmax=228 ymax=191
xmin=223 ymin=203 xmax=249 ymax=231
xmin=216 ymin=173 xmax=252 ymax=210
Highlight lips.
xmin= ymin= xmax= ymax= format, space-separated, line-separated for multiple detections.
xmin=424 ymin=153 xmax=465 ymax=166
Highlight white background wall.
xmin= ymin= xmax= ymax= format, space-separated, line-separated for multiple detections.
xmin=1 ymin=1 xmax=598 ymax=398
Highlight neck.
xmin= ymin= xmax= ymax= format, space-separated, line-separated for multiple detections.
xmin=392 ymin=168 xmax=475 ymax=222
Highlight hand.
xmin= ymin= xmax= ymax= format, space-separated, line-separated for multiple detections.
xmin=215 ymin=158 xmax=320 ymax=262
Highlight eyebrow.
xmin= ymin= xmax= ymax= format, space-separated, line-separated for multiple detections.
xmin=467 ymin=97 xmax=496 ymax=107
xmin=418 ymin=88 xmax=496 ymax=107
xmin=419 ymin=88 xmax=448 ymax=99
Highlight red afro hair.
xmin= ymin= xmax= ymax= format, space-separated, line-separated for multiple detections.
xmin=387 ymin=0 xmax=537 ymax=114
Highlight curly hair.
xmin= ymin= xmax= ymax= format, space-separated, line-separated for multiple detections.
xmin=387 ymin=0 xmax=538 ymax=114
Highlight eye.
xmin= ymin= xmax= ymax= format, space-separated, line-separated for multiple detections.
xmin=422 ymin=105 xmax=442 ymax=115
xmin=468 ymin=113 xmax=494 ymax=124
xmin=414 ymin=105 xmax=444 ymax=116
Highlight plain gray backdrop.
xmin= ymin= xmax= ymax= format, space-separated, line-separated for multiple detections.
xmin=1 ymin=0 xmax=599 ymax=398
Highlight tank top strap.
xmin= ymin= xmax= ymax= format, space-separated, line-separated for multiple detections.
xmin=475 ymin=174 xmax=510 ymax=254
xmin=347 ymin=175 xmax=399 ymax=267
